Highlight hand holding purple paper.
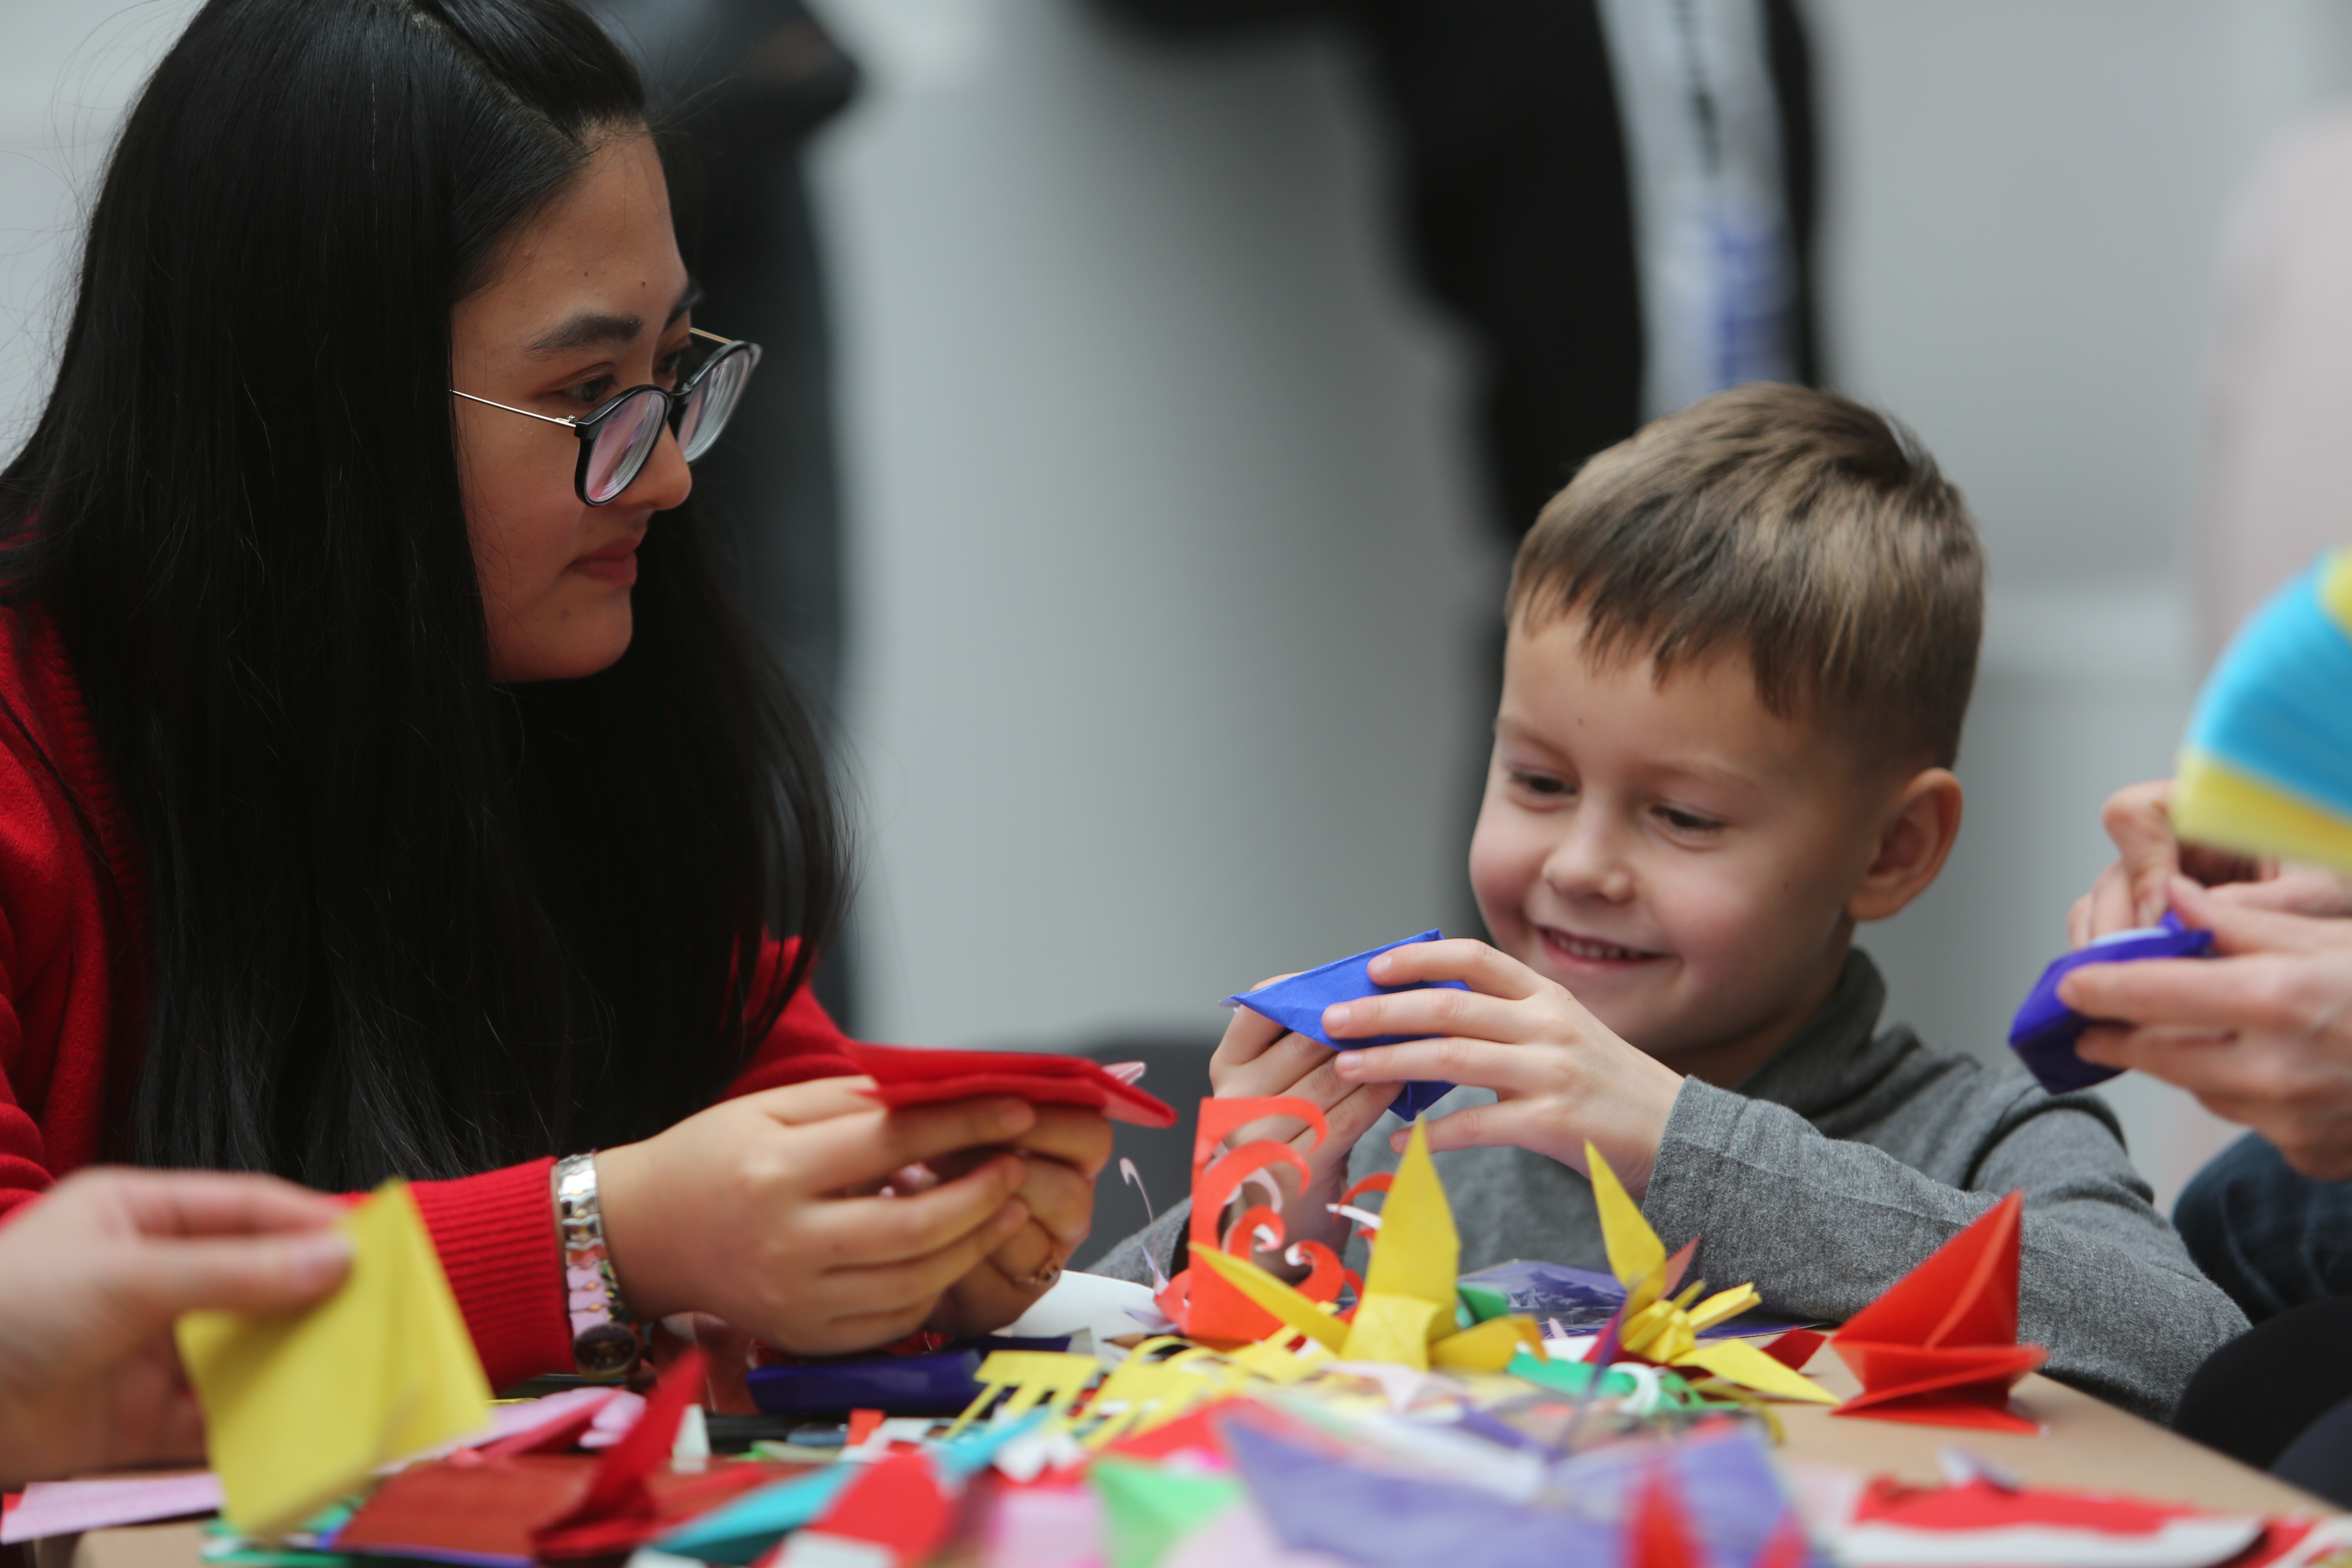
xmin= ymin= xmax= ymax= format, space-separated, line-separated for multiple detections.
xmin=2007 ymin=911 xmax=2215 ymax=1094
xmin=1223 ymin=930 xmax=1464 ymax=1119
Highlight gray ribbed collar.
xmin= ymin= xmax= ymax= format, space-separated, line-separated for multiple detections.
xmin=1729 ymin=948 xmax=1909 ymax=1124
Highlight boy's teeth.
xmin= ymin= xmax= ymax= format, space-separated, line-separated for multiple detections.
xmin=1561 ymin=934 xmax=1643 ymax=960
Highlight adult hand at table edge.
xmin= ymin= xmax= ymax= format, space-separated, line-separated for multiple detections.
xmin=2069 ymin=880 xmax=2352 ymax=1178
xmin=595 ymin=1077 xmax=1037 ymax=1356
xmin=0 ymin=1167 xmax=352 ymax=1487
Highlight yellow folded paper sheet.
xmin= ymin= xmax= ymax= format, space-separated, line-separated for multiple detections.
xmin=177 ymin=1179 xmax=493 ymax=1537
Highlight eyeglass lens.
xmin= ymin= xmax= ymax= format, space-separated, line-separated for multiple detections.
xmin=584 ymin=388 xmax=671 ymax=505
xmin=677 ymin=346 xmax=754 ymax=463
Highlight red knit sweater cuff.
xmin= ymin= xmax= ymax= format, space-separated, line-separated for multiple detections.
xmin=410 ymin=1158 xmax=572 ymax=1392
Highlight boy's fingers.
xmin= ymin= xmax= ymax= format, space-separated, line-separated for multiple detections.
xmin=1213 ymin=1005 xmax=1294 ymax=1070
xmin=1325 ymin=984 xmax=1534 ymax=1046
xmin=1364 ymin=939 xmax=1546 ymax=1000
xmin=1214 ymin=1029 xmax=1332 ymax=1099
xmin=810 ymin=1158 xmax=1027 ymax=1263
xmin=1400 ymin=1099 xmax=1520 ymax=1154
xmin=1337 ymin=1037 xmax=1548 ymax=1094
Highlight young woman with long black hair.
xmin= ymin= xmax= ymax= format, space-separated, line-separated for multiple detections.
xmin=0 ymin=0 xmax=1107 ymax=1401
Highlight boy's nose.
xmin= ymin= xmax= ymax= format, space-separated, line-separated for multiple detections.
xmin=1541 ymin=815 xmax=1636 ymax=904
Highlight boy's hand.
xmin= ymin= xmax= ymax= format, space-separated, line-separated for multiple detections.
xmin=1326 ymin=938 xmax=1684 ymax=1198
xmin=1208 ymin=978 xmax=1401 ymax=1265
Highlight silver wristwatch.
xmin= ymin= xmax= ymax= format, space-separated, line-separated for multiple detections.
xmin=552 ymin=1152 xmax=642 ymax=1378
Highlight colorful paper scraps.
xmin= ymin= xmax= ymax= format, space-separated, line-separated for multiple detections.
xmin=1223 ymin=931 xmax=1462 ymax=1118
xmin=949 ymin=1350 xmax=1100 ymax=1434
xmin=531 ymin=1347 xmax=712 ymax=1559
xmin=782 ymin=1450 xmax=953 ymax=1568
xmin=1090 ymin=1459 xmax=1245 ymax=1568
xmin=1154 ymin=1096 xmax=1348 ymax=1343
xmin=843 ymin=1042 xmax=1177 ymax=1126
xmin=176 ymin=1179 xmax=494 ymax=1538
xmin=1195 ymin=1120 xmax=1546 ymax=1375
xmin=1579 ymin=1145 xmax=1834 ymax=1405
xmin=1831 ymin=1191 xmax=2049 ymax=1433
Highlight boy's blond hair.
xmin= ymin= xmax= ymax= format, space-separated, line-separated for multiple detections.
xmin=1508 ymin=383 xmax=1984 ymax=771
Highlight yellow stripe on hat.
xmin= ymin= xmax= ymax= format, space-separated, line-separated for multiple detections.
xmin=2322 ymin=550 xmax=2352 ymax=635
xmin=2173 ymin=748 xmax=2352 ymax=877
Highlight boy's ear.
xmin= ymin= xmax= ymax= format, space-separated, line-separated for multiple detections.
xmin=1848 ymin=767 xmax=1964 ymax=924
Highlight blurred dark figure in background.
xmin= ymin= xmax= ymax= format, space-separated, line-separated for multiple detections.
xmin=1092 ymin=0 xmax=1822 ymax=538
xmin=586 ymin=0 xmax=860 ymax=1022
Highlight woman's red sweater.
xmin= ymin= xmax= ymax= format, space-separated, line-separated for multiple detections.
xmin=0 ymin=605 xmax=860 ymax=1389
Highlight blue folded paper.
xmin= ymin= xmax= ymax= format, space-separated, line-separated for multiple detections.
xmin=742 ymin=1335 xmax=1067 ymax=1418
xmin=1224 ymin=929 xmax=1465 ymax=1120
xmin=2007 ymin=911 xmax=2215 ymax=1094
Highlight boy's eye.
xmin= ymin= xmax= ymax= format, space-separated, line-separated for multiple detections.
xmin=1510 ymin=770 xmax=1573 ymax=799
xmin=1656 ymin=805 xmax=1724 ymax=833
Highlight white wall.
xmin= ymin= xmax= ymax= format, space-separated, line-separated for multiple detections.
xmin=5 ymin=1 xmax=2350 ymax=1209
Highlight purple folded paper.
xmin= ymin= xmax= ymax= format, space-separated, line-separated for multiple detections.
xmin=2007 ymin=911 xmax=2214 ymax=1094
xmin=744 ymin=1348 xmax=982 ymax=1416
xmin=1224 ymin=930 xmax=1463 ymax=1120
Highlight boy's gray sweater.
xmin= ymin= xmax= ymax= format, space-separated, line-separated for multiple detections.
xmin=1089 ymin=949 xmax=2247 ymax=1422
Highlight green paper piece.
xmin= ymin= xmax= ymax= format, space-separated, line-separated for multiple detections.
xmin=1458 ymin=1282 xmax=1511 ymax=1325
xmin=1089 ymin=1458 xmax=1244 ymax=1568
xmin=1505 ymin=1350 xmax=1646 ymax=1398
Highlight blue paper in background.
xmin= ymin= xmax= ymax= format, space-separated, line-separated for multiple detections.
xmin=1224 ymin=930 xmax=1463 ymax=1120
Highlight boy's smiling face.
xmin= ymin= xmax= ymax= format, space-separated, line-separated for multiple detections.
xmin=1470 ymin=610 xmax=1924 ymax=1084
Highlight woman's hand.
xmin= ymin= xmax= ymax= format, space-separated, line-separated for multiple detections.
xmin=924 ymin=1105 xmax=1113 ymax=1336
xmin=596 ymin=1078 xmax=1038 ymax=1356
xmin=2069 ymin=880 xmax=2352 ymax=1178
xmin=2069 ymin=780 xmax=2352 ymax=944
xmin=1328 ymin=938 xmax=1684 ymax=1198
xmin=0 ymin=1168 xmax=352 ymax=1488
xmin=1208 ymin=981 xmax=1401 ymax=1271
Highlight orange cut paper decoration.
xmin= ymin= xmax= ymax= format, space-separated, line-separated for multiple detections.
xmin=1153 ymin=1096 xmax=1336 ymax=1343
xmin=1830 ymin=1191 xmax=2048 ymax=1434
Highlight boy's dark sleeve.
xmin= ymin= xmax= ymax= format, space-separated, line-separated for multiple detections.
xmin=1640 ymin=1076 xmax=2248 ymax=1423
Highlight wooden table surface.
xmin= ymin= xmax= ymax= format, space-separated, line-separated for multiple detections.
xmin=53 ymin=1350 xmax=2330 ymax=1568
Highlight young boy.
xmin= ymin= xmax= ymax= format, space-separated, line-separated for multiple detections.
xmin=1097 ymin=384 xmax=2245 ymax=1420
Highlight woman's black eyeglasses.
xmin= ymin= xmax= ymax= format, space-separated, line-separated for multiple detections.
xmin=451 ymin=328 xmax=761 ymax=506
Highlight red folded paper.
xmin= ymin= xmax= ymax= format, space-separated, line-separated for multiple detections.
xmin=843 ymin=1043 xmax=1177 ymax=1127
xmin=797 ymin=1450 xmax=954 ymax=1568
xmin=1831 ymin=1191 xmax=2048 ymax=1433
xmin=532 ymin=1348 xmax=713 ymax=1559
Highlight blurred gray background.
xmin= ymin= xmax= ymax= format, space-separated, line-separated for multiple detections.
xmin=7 ymin=1 xmax=2350 ymax=1212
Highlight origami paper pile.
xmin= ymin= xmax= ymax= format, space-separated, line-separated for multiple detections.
xmin=1831 ymin=1191 xmax=2048 ymax=1432
xmin=1224 ymin=930 xmax=1465 ymax=1120
xmin=176 ymin=1180 xmax=494 ymax=1537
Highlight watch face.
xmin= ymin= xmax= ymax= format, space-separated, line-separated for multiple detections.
xmin=574 ymin=1320 xmax=640 ymax=1379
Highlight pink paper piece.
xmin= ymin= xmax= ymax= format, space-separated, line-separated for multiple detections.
xmin=579 ymin=1389 xmax=648 ymax=1449
xmin=3 ymin=1473 xmax=225 ymax=1543
xmin=987 ymin=1485 xmax=1102 ymax=1568
xmin=1162 ymin=1496 xmax=1356 ymax=1568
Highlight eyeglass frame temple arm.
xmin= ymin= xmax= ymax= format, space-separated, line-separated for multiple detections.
xmin=450 ymin=332 xmax=742 ymax=422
